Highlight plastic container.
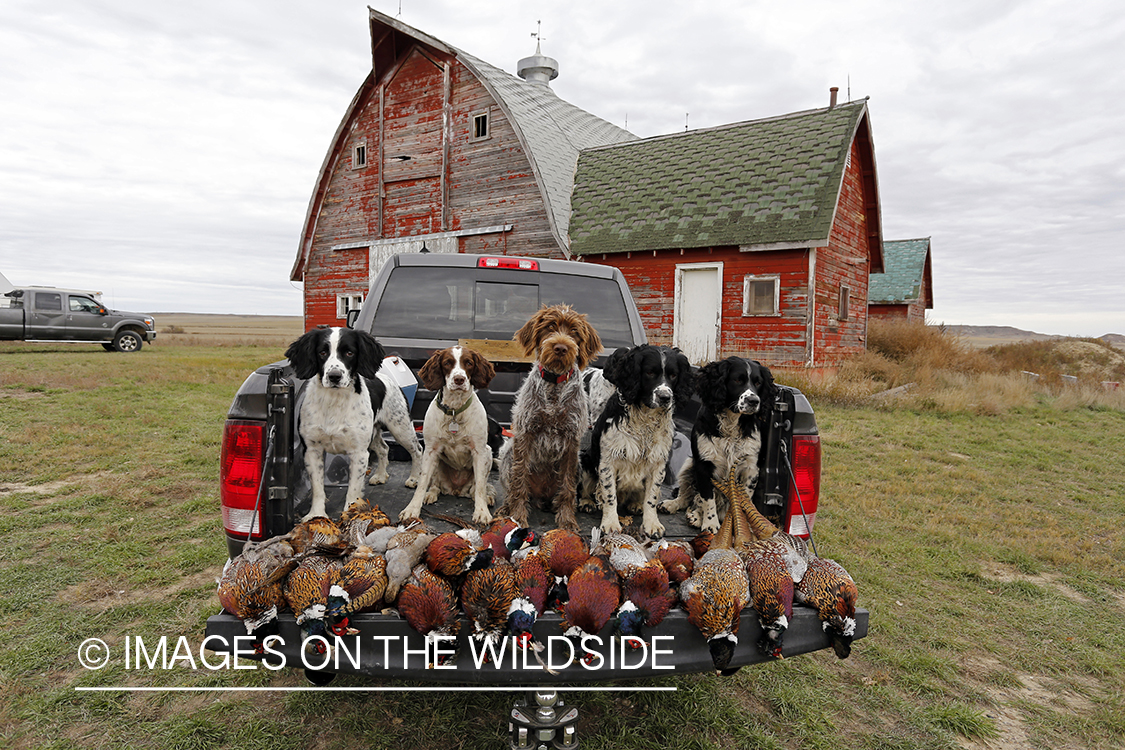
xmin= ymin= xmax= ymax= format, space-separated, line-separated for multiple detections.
xmin=382 ymin=355 xmax=418 ymax=408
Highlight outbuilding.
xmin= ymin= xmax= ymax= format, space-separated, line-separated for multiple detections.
xmin=868 ymin=238 xmax=933 ymax=323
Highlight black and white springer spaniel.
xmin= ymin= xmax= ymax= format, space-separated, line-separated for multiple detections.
xmin=579 ymin=344 xmax=694 ymax=537
xmin=663 ymin=356 xmax=778 ymax=533
xmin=285 ymin=326 xmax=421 ymax=521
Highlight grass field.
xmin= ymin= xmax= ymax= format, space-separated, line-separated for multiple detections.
xmin=1 ymin=334 xmax=1123 ymax=750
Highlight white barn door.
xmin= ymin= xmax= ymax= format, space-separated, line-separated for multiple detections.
xmin=674 ymin=262 xmax=723 ymax=365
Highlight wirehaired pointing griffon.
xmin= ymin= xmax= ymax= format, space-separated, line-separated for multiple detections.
xmin=580 ymin=344 xmax=694 ymax=537
xmin=664 ymin=356 xmax=778 ymax=533
xmin=285 ymin=326 xmax=387 ymax=521
xmin=499 ymin=304 xmax=603 ymax=532
xmin=399 ymin=346 xmax=497 ymax=524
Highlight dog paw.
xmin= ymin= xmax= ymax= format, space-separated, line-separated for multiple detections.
xmin=600 ymin=517 xmax=624 ymax=534
xmin=685 ymin=508 xmax=702 ymax=527
xmin=660 ymin=496 xmax=687 ymax=513
xmin=641 ymin=519 xmax=665 ymax=539
xmin=701 ymin=517 xmax=721 ymax=534
xmin=368 ymin=471 xmax=389 ymax=486
xmin=398 ymin=503 xmax=422 ymax=523
xmin=423 ymin=490 xmax=439 ymax=506
xmin=472 ymin=507 xmax=494 ymax=525
xmin=404 ymin=477 xmax=419 ymax=489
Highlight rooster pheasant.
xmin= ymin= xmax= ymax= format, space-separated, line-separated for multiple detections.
xmin=284 ymin=554 xmax=344 ymax=656
xmin=796 ymin=556 xmax=858 ymax=658
xmin=560 ymin=555 xmax=620 ymax=665
xmin=679 ymin=547 xmax=749 ymax=675
xmin=646 ymin=538 xmax=695 ymax=586
xmin=538 ymin=528 xmax=590 ymax=610
xmin=593 ymin=531 xmax=675 ymax=646
xmin=397 ymin=564 xmax=461 ymax=666
xmin=325 ymin=545 xmax=388 ymax=636
xmin=461 ymin=559 xmax=522 ymax=654
xmin=339 ymin=498 xmax=393 ymax=546
xmin=216 ymin=537 xmax=299 ymax=645
xmin=425 ymin=530 xmax=494 ymax=577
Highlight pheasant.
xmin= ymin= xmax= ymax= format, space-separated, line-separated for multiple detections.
xmin=482 ymin=516 xmax=537 ymax=561
xmin=646 ymin=538 xmax=695 ymax=586
xmin=739 ymin=539 xmax=797 ymax=659
xmin=339 ymin=498 xmax=393 ymax=546
xmin=538 ymin=528 xmax=590 ymax=610
xmin=425 ymin=530 xmax=494 ymax=578
xmin=216 ymin=537 xmax=299 ymax=646
xmin=284 ymin=554 xmax=344 ymax=657
xmin=593 ymin=531 xmax=675 ymax=647
xmin=281 ymin=515 xmax=348 ymax=557
xmin=324 ymin=545 xmax=388 ymax=636
xmin=679 ymin=547 xmax=749 ymax=675
xmin=795 ymin=556 xmax=859 ymax=658
xmin=511 ymin=548 xmax=552 ymax=650
xmin=461 ymin=559 xmax=522 ymax=655
xmin=397 ymin=564 xmax=461 ymax=666
xmin=560 ymin=555 xmax=621 ymax=666
xmin=383 ymin=521 xmax=435 ymax=604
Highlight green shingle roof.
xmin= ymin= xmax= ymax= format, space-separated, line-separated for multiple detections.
xmin=869 ymin=238 xmax=931 ymax=303
xmin=569 ymin=101 xmax=867 ymax=255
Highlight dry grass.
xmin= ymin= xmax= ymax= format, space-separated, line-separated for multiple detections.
xmin=785 ymin=320 xmax=1125 ymax=414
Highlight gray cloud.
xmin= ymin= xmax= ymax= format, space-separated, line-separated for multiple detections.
xmin=1 ymin=0 xmax=1121 ymax=335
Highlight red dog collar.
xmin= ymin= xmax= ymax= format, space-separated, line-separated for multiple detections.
xmin=538 ymin=365 xmax=576 ymax=384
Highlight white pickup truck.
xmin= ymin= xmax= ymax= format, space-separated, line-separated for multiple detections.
xmin=0 ymin=287 xmax=156 ymax=352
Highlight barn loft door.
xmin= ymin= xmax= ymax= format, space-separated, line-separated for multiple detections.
xmin=674 ymin=262 xmax=723 ymax=365
xmin=382 ymin=48 xmax=444 ymax=238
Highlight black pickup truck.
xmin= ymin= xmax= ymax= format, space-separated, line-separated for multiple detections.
xmin=206 ymin=253 xmax=865 ymax=697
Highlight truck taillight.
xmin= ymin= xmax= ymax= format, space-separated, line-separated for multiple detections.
xmin=220 ymin=420 xmax=265 ymax=539
xmin=786 ymin=435 xmax=821 ymax=538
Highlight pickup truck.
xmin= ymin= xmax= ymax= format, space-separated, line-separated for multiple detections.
xmin=0 ymin=287 xmax=156 ymax=352
xmin=205 ymin=253 xmax=866 ymax=739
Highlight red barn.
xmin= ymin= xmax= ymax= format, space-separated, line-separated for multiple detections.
xmin=868 ymin=238 xmax=933 ymax=323
xmin=292 ymin=11 xmax=886 ymax=369
xmin=291 ymin=9 xmax=634 ymax=327
xmin=569 ymin=102 xmax=884 ymax=368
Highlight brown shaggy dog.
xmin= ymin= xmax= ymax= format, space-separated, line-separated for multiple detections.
xmin=499 ymin=305 xmax=603 ymax=531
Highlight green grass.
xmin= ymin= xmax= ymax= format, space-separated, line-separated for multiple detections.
xmin=2 ymin=343 xmax=1124 ymax=749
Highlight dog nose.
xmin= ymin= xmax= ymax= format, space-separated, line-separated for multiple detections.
xmin=327 ymin=371 xmax=343 ymax=386
xmin=453 ymin=374 xmax=467 ymax=387
xmin=553 ymin=343 xmax=568 ymax=357
xmin=655 ymin=387 xmax=673 ymax=406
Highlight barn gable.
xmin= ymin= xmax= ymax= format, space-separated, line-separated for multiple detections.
xmin=291 ymin=8 xmax=635 ymax=297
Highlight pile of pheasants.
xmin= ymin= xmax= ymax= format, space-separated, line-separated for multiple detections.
xmin=218 ymin=482 xmax=858 ymax=674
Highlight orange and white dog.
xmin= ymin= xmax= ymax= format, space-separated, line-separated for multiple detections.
xmin=399 ymin=346 xmax=497 ymax=524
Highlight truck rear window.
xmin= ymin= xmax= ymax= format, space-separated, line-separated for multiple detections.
xmin=372 ymin=267 xmax=635 ymax=347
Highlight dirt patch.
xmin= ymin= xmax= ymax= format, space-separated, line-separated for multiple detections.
xmin=981 ymin=564 xmax=1091 ymax=606
xmin=959 ymin=655 xmax=1099 ymax=750
xmin=0 ymin=471 xmax=114 ymax=505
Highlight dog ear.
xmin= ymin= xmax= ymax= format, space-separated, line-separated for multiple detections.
xmin=575 ymin=315 xmax=604 ymax=370
xmin=418 ymin=350 xmax=448 ymax=391
xmin=285 ymin=330 xmax=322 ymax=381
xmin=468 ymin=349 xmax=496 ymax=389
xmin=602 ymin=347 xmax=632 ymax=388
xmin=513 ymin=307 xmax=544 ymax=357
xmin=354 ymin=331 xmax=385 ymax=380
xmin=754 ymin=360 xmax=778 ymax=415
xmin=670 ymin=348 xmax=696 ymax=404
xmin=697 ymin=358 xmax=732 ymax=412
xmin=605 ymin=345 xmax=644 ymax=405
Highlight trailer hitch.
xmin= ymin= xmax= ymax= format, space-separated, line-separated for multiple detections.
xmin=509 ymin=690 xmax=579 ymax=749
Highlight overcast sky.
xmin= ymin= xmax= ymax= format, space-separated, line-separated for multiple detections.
xmin=1 ymin=0 xmax=1122 ymax=336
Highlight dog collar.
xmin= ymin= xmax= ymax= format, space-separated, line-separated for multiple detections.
xmin=538 ymin=365 xmax=576 ymax=384
xmin=436 ymin=391 xmax=475 ymax=417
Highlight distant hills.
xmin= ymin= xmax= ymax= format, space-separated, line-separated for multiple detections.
xmin=945 ymin=325 xmax=1124 ymax=350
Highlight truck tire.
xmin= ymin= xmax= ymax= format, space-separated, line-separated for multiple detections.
xmin=112 ymin=329 xmax=144 ymax=353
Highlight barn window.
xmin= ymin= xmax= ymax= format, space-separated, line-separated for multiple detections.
xmin=742 ymin=275 xmax=779 ymax=316
xmin=838 ymin=285 xmax=851 ymax=321
xmin=471 ymin=110 xmax=490 ymax=141
xmin=336 ymin=293 xmax=365 ymax=319
xmin=352 ymin=143 xmax=367 ymax=169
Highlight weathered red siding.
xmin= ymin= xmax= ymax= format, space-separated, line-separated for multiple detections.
xmin=869 ymin=301 xmax=926 ymax=323
xmin=300 ymin=47 xmax=562 ymax=330
xmin=814 ymin=138 xmax=871 ymax=366
xmin=584 ymin=246 xmax=811 ymax=367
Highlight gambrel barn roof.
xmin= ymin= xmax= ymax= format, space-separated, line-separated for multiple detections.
xmin=569 ymin=100 xmax=883 ymax=272
xmin=292 ymin=9 xmax=635 ymax=279
xmin=869 ymin=237 xmax=932 ymax=304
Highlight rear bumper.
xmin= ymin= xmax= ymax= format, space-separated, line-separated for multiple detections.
xmin=203 ymin=605 xmax=868 ymax=683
